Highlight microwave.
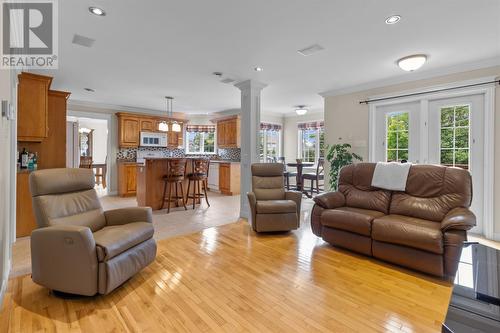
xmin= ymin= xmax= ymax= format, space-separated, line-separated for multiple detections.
xmin=139 ymin=131 xmax=168 ymax=147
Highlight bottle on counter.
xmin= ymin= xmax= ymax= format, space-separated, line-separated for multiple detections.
xmin=20 ymin=148 xmax=28 ymax=169
xmin=28 ymin=153 xmax=34 ymax=170
xmin=33 ymin=152 xmax=38 ymax=170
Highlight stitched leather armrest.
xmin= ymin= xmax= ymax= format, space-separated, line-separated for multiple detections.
xmin=313 ymin=191 xmax=345 ymax=209
xmin=31 ymin=225 xmax=98 ymax=296
xmin=285 ymin=191 xmax=302 ymax=215
xmin=441 ymin=207 xmax=476 ymax=232
xmin=104 ymin=207 xmax=153 ymax=226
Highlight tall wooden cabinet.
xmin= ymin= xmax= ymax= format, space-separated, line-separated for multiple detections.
xmin=16 ymin=73 xmax=70 ymax=237
xmin=17 ymin=72 xmax=52 ymax=142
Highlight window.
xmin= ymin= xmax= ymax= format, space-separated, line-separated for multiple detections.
xmin=298 ymin=121 xmax=324 ymax=163
xmin=185 ymin=125 xmax=216 ymax=154
xmin=259 ymin=123 xmax=281 ymax=162
xmin=440 ymin=105 xmax=470 ymax=169
xmin=386 ymin=112 xmax=409 ymax=162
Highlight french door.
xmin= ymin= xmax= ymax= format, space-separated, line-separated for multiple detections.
xmin=371 ymin=92 xmax=489 ymax=235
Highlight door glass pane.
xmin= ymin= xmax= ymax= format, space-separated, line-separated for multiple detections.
xmin=439 ymin=105 xmax=470 ymax=169
xmin=386 ymin=112 xmax=409 ymax=162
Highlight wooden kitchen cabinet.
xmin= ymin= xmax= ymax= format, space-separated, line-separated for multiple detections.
xmin=216 ymin=117 xmax=240 ymax=148
xmin=140 ymin=118 xmax=155 ymax=131
xmin=17 ymin=72 xmax=52 ymax=142
xmin=218 ymin=162 xmax=240 ymax=195
xmin=118 ymin=162 xmax=138 ymax=196
xmin=117 ymin=112 xmax=184 ymax=148
xmin=117 ymin=114 xmax=140 ymax=147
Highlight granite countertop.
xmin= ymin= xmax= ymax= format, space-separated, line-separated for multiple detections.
xmin=209 ymin=160 xmax=240 ymax=164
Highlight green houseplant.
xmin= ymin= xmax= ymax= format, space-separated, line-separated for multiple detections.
xmin=326 ymin=143 xmax=363 ymax=190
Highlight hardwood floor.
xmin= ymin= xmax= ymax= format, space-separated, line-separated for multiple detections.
xmin=1 ymin=220 xmax=452 ymax=333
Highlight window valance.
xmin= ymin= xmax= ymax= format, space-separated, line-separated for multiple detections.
xmin=298 ymin=121 xmax=324 ymax=130
xmin=186 ymin=125 xmax=216 ymax=133
xmin=260 ymin=123 xmax=282 ymax=131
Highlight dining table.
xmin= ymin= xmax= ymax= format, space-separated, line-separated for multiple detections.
xmin=286 ymin=162 xmax=314 ymax=197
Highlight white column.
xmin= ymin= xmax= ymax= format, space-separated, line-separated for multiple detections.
xmin=235 ymin=80 xmax=267 ymax=219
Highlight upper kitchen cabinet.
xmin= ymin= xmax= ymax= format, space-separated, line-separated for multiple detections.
xmin=216 ymin=116 xmax=240 ymax=148
xmin=140 ymin=118 xmax=156 ymax=131
xmin=17 ymin=72 xmax=53 ymax=142
xmin=117 ymin=113 xmax=140 ymax=147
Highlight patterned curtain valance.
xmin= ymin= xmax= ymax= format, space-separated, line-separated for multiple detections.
xmin=298 ymin=121 xmax=324 ymax=130
xmin=186 ymin=125 xmax=216 ymax=133
xmin=260 ymin=123 xmax=282 ymax=131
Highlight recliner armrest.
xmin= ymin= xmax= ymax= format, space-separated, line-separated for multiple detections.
xmin=31 ymin=225 xmax=98 ymax=296
xmin=285 ymin=191 xmax=302 ymax=216
xmin=313 ymin=191 xmax=345 ymax=209
xmin=104 ymin=207 xmax=153 ymax=226
xmin=441 ymin=207 xmax=476 ymax=232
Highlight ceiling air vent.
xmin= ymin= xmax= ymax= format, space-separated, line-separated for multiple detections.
xmin=72 ymin=34 xmax=95 ymax=48
xmin=297 ymin=44 xmax=324 ymax=56
xmin=221 ymin=78 xmax=236 ymax=84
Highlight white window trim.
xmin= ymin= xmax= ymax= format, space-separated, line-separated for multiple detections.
xmin=260 ymin=126 xmax=282 ymax=162
xmin=368 ymin=77 xmax=496 ymax=240
xmin=297 ymin=121 xmax=324 ymax=166
xmin=185 ymin=130 xmax=217 ymax=155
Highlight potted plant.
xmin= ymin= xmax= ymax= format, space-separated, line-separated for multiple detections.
xmin=326 ymin=143 xmax=362 ymax=190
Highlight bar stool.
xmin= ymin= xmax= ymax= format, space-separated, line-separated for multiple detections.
xmin=186 ymin=159 xmax=210 ymax=209
xmin=161 ymin=158 xmax=187 ymax=213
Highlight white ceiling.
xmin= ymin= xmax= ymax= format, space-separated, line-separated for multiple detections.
xmin=36 ymin=0 xmax=500 ymax=115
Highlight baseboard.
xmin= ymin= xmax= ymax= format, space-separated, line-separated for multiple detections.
xmin=493 ymin=233 xmax=500 ymax=242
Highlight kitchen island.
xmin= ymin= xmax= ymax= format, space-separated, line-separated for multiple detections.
xmin=136 ymin=157 xmax=240 ymax=210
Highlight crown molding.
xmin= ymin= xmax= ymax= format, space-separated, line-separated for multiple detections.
xmin=67 ymin=99 xmax=187 ymax=117
xmin=319 ymin=56 xmax=500 ymax=98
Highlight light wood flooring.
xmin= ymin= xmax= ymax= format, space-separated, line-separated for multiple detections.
xmin=1 ymin=218 xmax=453 ymax=332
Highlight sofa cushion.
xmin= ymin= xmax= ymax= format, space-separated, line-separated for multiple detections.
xmin=256 ymin=200 xmax=296 ymax=214
xmin=93 ymin=222 xmax=154 ymax=261
xmin=321 ymin=207 xmax=385 ymax=236
xmin=372 ymin=215 xmax=443 ymax=254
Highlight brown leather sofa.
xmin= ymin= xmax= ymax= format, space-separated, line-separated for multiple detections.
xmin=30 ymin=168 xmax=157 ymax=296
xmin=247 ymin=163 xmax=302 ymax=232
xmin=311 ymin=163 xmax=476 ymax=278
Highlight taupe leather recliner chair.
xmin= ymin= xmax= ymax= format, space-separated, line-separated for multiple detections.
xmin=29 ymin=168 xmax=157 ymax=296
xmin=247 ymin=163 xmax=302 ymax=232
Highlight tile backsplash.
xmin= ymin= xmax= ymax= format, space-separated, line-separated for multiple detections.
xmin=117 ymin=147 xmax=240 ymax=161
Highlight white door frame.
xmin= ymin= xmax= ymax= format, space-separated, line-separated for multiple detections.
xmin=368 ymin=77 xmax=496 ymax=240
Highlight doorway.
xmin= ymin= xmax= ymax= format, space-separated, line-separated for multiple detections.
xmin=369 ymin=83 xmax=495 ymax=237
xmin=67 ymin=116 xmax=109 ymax=195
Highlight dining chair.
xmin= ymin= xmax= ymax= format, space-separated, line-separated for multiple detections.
xmin=79 ymin=156 xmax=93 ymax=169
xmin=302 ymin=157 xmax=325 ymax=196
xmin=278 ymin=157 xmax=291 ymax=190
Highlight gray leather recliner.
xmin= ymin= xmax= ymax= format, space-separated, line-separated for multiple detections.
xmin=29 ymin=168 xmax=157 ymax=296
xmin=247 ymin=163 xmax=302 ymax=232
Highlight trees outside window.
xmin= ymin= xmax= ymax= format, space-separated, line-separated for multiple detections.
xmin=440 ymin=105 xmax=470 ymax=169
xmin=386 ymin=112 xmax=409 ymax=162
xmin=298 ymin=122 xmax=324 ymax=164
xmin=185 ymin=126 xmax=216 ymax=154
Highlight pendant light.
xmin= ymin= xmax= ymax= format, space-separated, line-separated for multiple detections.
xmin=165 ymin=96 xmax=181 ymax=132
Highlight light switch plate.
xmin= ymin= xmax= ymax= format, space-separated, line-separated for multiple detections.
xmin=1 ymin=100 xmax=14 ymax=120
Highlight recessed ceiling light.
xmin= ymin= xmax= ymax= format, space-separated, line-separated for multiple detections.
xmin=385 ymin=15 xmax=401 ymax=25
xmin=295 ymin=106 xmax=308 ymax=115
xmin=89 ymin=7 xmax=106 ymax=16
xmin=84 ymin=88 xmax=95 ymax=92
xmin=254 ymin=67 xmax=263 ymax=72
xmin=397 ymin=54 xmax=427 ymax=71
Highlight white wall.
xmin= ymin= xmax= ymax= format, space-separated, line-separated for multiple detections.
xmin=323 ymin=65 xmax=500 ymax=238
xmin=0 ymin=69 xmax=15 ymax=304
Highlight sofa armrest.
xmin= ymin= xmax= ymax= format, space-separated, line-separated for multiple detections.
xmin=441 ymin=207 xmax=476 ymax=232
xmin=31 ymin=225 xmax=98 ymax=296
xmin=104 ymin=207 xmax=153 ymax=226
xmin=247 ymin=192 xmax=257 ymax=231
xmin=313 ymin=191 xmax=345 ymax=209
xmin=285 ymin=191 xmax=302 ymax=216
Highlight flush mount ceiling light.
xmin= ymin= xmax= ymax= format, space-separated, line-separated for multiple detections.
xmin=385 ymin=15 xmax=401 ymax=25
xmin=254 ymin=67 xmax=263 ymax=72
xmin=397 ymin=54 xmax=427 ymax=71
xmin=89 ymin=7 xmax=106 ymax=16
xmin=295 ymin=106 xmax=308 ymax=115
